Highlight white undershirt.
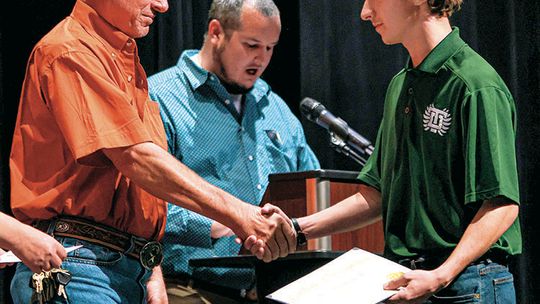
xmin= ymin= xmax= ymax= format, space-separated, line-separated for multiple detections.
xmin=230 ymin=94 xmax=243 ymax=114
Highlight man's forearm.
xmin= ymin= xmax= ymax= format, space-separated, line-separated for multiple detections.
xmin=104 ymin=142 xmax=297 ymax=262
xmin=434 ymin=199 xmax=519 ymax=286
xmin=103 ymin=142 xmax=248 ymax=236
xmin=297 ymin=185 xmax=382 ymax=239
xmin=0 ymin=212 xmax=25 ymax=249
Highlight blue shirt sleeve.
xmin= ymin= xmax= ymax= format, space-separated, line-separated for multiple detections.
xmin=164 ymin=203 xmax=213 ymax=248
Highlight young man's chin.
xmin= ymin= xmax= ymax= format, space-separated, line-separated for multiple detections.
xmin=222 ymin=80 xmax=253 ymax=95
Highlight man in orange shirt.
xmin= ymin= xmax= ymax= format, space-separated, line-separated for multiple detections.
xmin=9 ymin=0 xmax=294 ymax=303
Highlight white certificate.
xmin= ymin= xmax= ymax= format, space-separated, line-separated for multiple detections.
xmin=266 ymin=248 xmax=411 ymax=304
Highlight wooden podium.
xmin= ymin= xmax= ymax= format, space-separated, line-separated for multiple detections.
xmin=261 ymin=169 xmax=384 ymax=253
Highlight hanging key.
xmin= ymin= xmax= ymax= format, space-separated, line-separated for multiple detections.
xmin=29 ymin=272 xmax=45 ymax=304
xmin=52 ymin=268 xmax=72 ymax=301
xmin=42 ymin=271 xmax=55 ymax=302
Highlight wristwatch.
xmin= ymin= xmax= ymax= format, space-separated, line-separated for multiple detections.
xmin=291 ymin=218 xmax=307 ymax=247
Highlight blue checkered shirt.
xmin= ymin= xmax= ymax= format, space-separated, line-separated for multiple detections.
xmin=148 ymin=50 xmax=320 ymax=290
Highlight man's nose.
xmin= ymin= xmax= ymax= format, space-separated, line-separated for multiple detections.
xmin=152 ymin=0 xmax=169 ymax=13
xmin=360 ymin=0 xmax=372 ymax=21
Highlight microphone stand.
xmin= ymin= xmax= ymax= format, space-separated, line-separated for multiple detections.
xmin=328 ymin=132 xmax=369 ymax=166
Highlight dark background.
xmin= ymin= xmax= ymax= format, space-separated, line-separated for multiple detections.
xmin=1 ymin=0 xmax=539 ymax=303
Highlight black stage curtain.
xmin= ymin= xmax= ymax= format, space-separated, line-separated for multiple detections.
xmin=1 ymin=1 xmax=538 ymax=303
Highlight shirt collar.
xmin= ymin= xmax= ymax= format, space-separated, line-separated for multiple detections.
xmin=71 ymin=0 xmax=133 ymax=51
xmin=179 ymin=50 xmax=210 ymax=90
xmin=178 ymin=50 xmax=270 ymax=103
xmin=406 ymin=27 xmax=466 ymax=74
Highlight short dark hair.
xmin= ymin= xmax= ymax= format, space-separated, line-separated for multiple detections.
xmin=208 ymin=0 xmax=280 ymax=31
xmin=427 ymin=0 xmax=463 ymax=17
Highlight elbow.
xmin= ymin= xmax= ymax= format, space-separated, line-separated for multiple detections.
xmin=507 ymin=203 xmax=519 ymax=222
xmin=102 ymin=144 xmax=145 ymax=176
xmin=492 ymin=200 xmax=520 ymax=226
xmin=486 ymin=197 xmax=520 ymax=222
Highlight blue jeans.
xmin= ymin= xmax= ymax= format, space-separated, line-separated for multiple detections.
xmin=11 ymin=237 xmax=152 ymax=304
xmin=428 ymin=261 xmax=515 ymax=303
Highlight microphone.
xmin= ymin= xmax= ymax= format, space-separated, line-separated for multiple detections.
xmin=300 ymin=97 xmax=374 ymax=155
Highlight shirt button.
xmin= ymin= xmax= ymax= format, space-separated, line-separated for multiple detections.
xmin=111 ymin=53 xmax=116 ymax=59
xmin=127 ymin=75 xmax=133 ymax=82
xmin=224 ymin=99 xmax=230 ymax=105
xmin=256 ymin=184 xmax=262 ymax=190
xmin=240 ymin=127 xmax=245 ymax=132
xmin=248 ymin=155 xmax=254 ymax=161
xmin=404 ymin=106 xmax=410 ymax=114
xmin=408 ymin=87 xmax=414 ymax=95
xmin=127 ymin=40 xmax=133 ymax=46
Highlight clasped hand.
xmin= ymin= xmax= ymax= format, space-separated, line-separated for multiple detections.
xmin=235 ymin=203 xmax=297 ymax=262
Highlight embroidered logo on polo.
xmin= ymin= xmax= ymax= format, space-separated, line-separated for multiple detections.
xmin=422 ymin=104 xmax=452 ymax=136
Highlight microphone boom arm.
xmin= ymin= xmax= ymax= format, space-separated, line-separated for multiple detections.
xmin=329 ymin=133 xmax=368 ymax=166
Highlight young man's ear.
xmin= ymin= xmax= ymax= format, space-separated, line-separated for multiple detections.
xmin=207 ymin=19 xmax=225 ymax=44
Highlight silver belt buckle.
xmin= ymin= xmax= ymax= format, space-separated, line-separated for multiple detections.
xmin=139 ymin=241 xmax=163 ymax=270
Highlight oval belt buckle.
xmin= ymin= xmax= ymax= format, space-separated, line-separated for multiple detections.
xmin=139 ymin=241 xmax=163 ymax=270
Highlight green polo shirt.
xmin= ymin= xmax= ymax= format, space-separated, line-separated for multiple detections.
xmin=359 ymin=28 xmax=522 ymax=259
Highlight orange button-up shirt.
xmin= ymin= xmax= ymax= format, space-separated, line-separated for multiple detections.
xmin=10 ymin=1 xmax=167 ymax=240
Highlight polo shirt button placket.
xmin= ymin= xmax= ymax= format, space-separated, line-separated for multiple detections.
xmin=405 ymin=87 xmax=414 ymax=114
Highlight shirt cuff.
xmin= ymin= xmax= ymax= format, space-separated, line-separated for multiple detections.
xmin=165 ymin=204 xmax=214 ymax=248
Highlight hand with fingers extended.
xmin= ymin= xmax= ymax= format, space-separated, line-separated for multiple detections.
xmin=384 ymin=269 xmax=448 ymax=304
xmin=240 ymin=203 xmax=297 ymax=262
xmin=233 ymin=204 xmax=296 ymax=262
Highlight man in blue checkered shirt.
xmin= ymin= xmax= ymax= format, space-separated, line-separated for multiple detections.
xmin=148 ymin=0 xmax=319 ymax=303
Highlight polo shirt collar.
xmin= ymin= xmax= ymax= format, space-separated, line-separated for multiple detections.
xmin=71 ymin=0 xmax=132 ymax=51
xmin=178 ymin=50 xmax=270 ymax=103
xmin=407 ymin=27 xmax=466 ymax=74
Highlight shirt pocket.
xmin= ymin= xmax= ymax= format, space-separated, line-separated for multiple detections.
xmin=263 ymin=129 xmax=296 ymax=171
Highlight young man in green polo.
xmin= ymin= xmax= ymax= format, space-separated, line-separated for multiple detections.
xmin=259 ymin=0 xmax=522 ymax=302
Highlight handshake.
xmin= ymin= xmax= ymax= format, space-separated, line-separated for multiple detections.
xmin=212 ymin=203 xmax=301 ymax=263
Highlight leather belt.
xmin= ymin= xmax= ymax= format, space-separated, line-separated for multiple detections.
xmin=396 ymin=250 xmax=510 ymax=270
xmin=34 ymin=216 xmax=163 ymax=270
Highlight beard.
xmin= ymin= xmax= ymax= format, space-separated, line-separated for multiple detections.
xmin=219 ymin=75 xmax=252 ymax=94
xmin=213 ymin=44 xmax=253 ymax=95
